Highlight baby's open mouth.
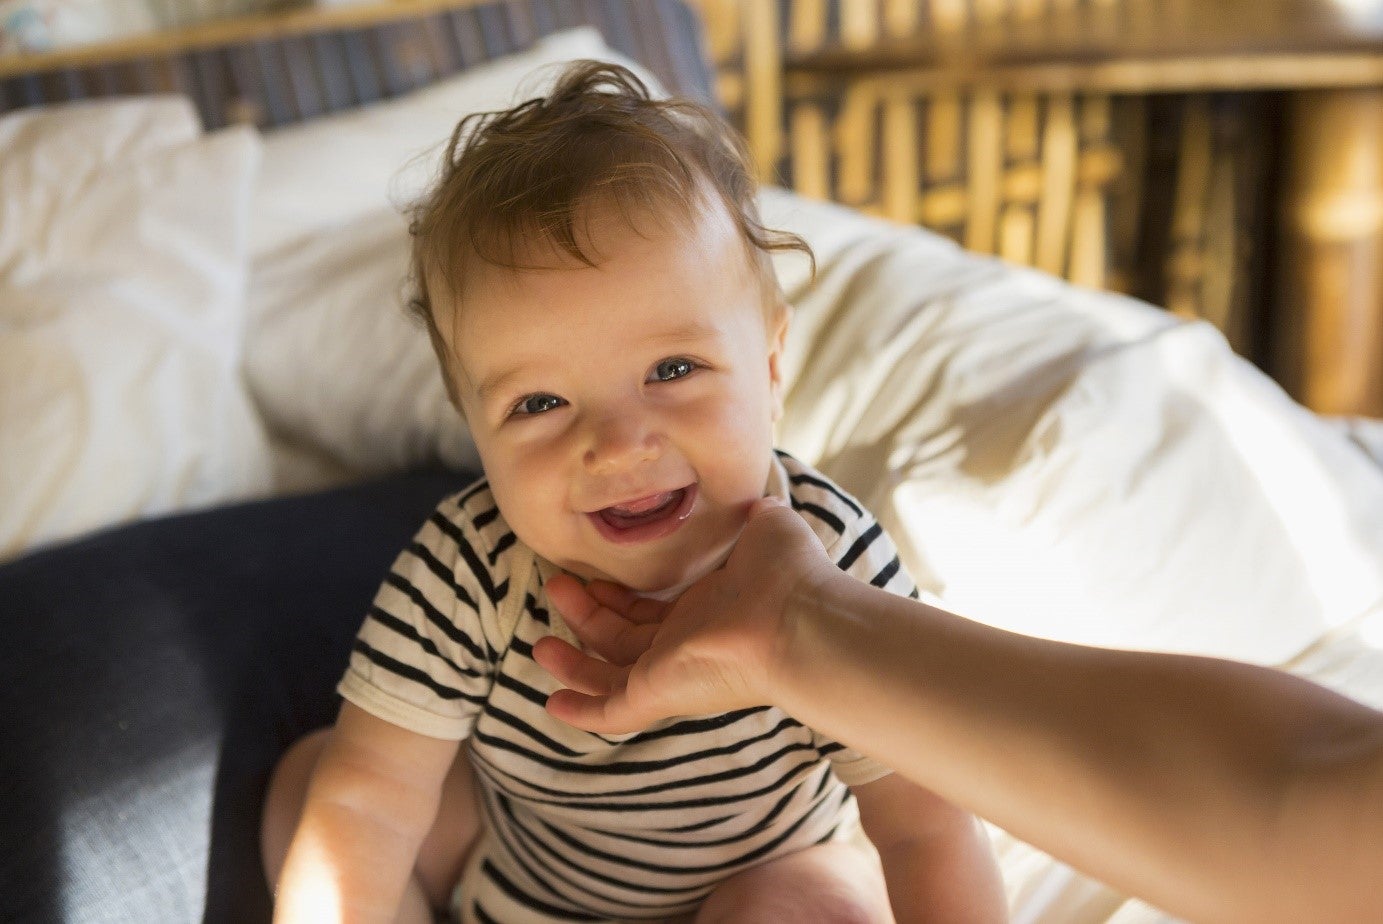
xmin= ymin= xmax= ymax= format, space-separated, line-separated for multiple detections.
xmin=599 ymin=490 xmax=684 ymax=527
xmin=587 ymin=485 xmax=696 ymax=544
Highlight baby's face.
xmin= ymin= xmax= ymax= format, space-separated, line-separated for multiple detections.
xmin=442 ymin=199 xmax=786 ymax=593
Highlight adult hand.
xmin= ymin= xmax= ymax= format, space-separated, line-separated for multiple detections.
xmin=534 ymin=496 xmax=837 ymax=733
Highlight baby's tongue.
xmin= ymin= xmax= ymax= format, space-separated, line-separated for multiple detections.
xmin=610 ymin=492 xmax=674 ymax=516
xmin=601 ymin=490 xmax=684 ymax=527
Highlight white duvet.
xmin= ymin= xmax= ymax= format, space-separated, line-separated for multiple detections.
xmin=5 ymin=27 xmax=1383 ymax=923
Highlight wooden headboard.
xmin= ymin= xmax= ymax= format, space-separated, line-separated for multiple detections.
xmin=0 ymin=0 xmax=715 ymax=129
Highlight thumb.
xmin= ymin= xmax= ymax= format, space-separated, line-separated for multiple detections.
xmin=749 ymin=495 xmax=787 ymax=516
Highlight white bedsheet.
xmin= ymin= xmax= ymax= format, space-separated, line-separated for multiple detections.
xmin=761 ymin=187 xmax=1383 ymax=670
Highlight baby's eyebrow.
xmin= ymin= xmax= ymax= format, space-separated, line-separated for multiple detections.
xmin=474 ymin=366 xmax=523 ymax=401
xmin=648 ymin=321 xmax=717 ymax=346
xmin=472 ymin=321 xmax=721 ymax=400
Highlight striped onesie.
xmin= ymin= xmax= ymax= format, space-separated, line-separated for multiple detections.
xmin=338 ymin=451 xmax=919 ymax=923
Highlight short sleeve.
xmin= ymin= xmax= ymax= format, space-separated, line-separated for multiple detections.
xmin=337 ymin=497 xmax=498 ymax=740
xmin=817 ymin=741 xmax=895 ymax=787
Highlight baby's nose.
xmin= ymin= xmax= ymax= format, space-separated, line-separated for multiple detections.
xmin=582 ymin=413 xmax=661 ymax=473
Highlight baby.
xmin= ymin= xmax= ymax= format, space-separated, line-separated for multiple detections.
xmin=262 ymin=62 xmax=1006 ymax=923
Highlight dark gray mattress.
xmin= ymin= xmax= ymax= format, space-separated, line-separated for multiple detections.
xmin=0 ymin=469 xmax=471 ymax=923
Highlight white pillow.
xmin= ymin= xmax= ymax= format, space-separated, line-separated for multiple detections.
xmin=247 ymin=208 xmax=478 ymax=476
xmin=0 ymin=100 xmax=274 ymax=562
xmin=246 ymin=28 xmax=666 ymax=478
xmin=762 ymin=187 xmax=1383 ymax=665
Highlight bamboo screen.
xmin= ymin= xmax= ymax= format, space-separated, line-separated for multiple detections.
xmin=692 ymin=0 xmax=1283 ymax=364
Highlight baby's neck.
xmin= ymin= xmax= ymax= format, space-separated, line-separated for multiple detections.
xmin=642 ymin=575 xmax=701 ymax=602
xmin=641 ymin=545 xmax=733 ymax=600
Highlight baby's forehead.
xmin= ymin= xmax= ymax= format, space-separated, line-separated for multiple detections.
xmin=436 ymin=207 xmax=773 ymax=377
xmin=449 ymin=195 xmax=760 ymax=308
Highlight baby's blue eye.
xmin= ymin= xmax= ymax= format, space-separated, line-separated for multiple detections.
xmin=652 ymin=358 xmax=695 ymax=382
xmin=514 ymin=394 xmax=566 ymax=416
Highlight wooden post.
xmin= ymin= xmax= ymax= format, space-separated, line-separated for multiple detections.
xmin=1279 ymin=89 xmax=1383 ymax=416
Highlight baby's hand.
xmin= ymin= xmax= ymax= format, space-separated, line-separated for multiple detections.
xmin=535 ymin=497 xmax=836 ymax=733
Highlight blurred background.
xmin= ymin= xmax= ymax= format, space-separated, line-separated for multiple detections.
xmin=4 ymin=0 xmax=1383 ymax=416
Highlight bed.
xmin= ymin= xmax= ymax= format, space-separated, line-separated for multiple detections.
xmin=3 ymin=1 xmax=1382 ymax=922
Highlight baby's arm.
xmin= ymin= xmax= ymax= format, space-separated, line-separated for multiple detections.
xmin=853 ymin=773 xmax=1008 ymax=923
xmin=275 ymin=702 xmax=459 ymax=923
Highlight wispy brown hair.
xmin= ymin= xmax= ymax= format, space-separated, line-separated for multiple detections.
xmin=406 ymin=60 xmax=813 ymax=393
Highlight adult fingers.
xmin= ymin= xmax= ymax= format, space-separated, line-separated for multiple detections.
xmin=545 ymin=688 xmax=647 ymax=735
xmin=545 ymin=575 xmax=651 ymax=665
xmin=587 ymin=580 xmax=668 ymax=626
xmin=532 ymin=636 xmax=624 ymax=696
xmin=584 ymin=580 xmax=640 ymax=614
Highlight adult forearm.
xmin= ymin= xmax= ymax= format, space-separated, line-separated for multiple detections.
xmin=773 ymin=571 xmax=1383 ymax=923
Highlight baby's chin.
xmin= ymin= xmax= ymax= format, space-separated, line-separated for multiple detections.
xmin=574 ymin=559 xmax=718 ymax=597
xmin=563 ymin=543 xmax=734 ymax=597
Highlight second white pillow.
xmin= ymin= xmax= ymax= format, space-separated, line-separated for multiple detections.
xmin=0 ymin=102 xmax=273 ymax=562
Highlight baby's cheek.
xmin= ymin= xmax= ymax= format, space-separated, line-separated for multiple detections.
xmin=697 ymin=412 xmax=775 ymax=497
xmin=486 ymin=458 xmax=555 ymax=530
xmin=691 ymin=382 xmax=774 ymax=439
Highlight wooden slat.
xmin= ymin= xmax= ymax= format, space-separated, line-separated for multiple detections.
xmin=882 ymin=0 xmax=920 ymax=38
xmin=1006 ymin=94 xmax=1039 ymax=162
xmin=638 ymin=0 xmax=711 ymax=105
xmin=1105 ymin=94 xmax=1146 ymax=295
xmin=1035 ymin=92 xmax=1076 ymax=275
xmin=975 ymin=0 xmax=1008 ymax=27
xmin=882 ymin=89 xmax=918 ymax=221
xmin=371 ymin=23 xmax=412 ymax=96
xmin=924 ymin=90 xmax=961 ymax=181
xmin=280 ymin=35 xmax=324 ymax=122
xmin=447 ymin=7 xmax=487 ymax=66
xmin=1165 ymin=96 xmax=1212 ymax=319
xmin=308 ymin=33 xmax=357 ymax=113
xmin=999 ymin=204 xmax=1036 ymax=264
xmin=589 ymin=0 xmax=633 ymax=60
xmin=699 ymin=0 xmax=744 ymax=63
xmin=919 ymin=87 xmax=968 ymax=235
xmin=928 ymin=0 xmax=969 ymax=35
xmin=743 ymin=0 xmax=783 ymax=179
xmin=841 ymin=0 xmax=880 ymax=50
xmin=1016 ymin=0 xmax=1048 ymax=24
xmin=250 ymin=39 xmax=291 ymax=124
xmin=1202 ymin=146 xmax=1240 ymax=341
xmin=1000 ymin=93 xmax=1040 ymax=264
xmin=340 ymin=29 xmax=384 ymax=107
xmin=504 ymin=0 xmax=538 ymax=48
xmin=788 ymin=0 xmax=828 ymax=54
xmin=1068 ymin=94 xmax=1117 ymax=289
xmin=965 ymin=89 xmax=1004 ymax=253
xmin=835 ymin=81 xmax=877 ymax=205
xmin=1068 ymin=184 xmax=1107 ymax=288
xmin=789 ymin=101 xmax=831 ymax=200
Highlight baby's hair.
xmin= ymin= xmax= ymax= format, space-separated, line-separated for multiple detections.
xmin=406 ymin=60 xmax=813 ymax=389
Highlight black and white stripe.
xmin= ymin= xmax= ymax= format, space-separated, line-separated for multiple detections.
xmin=338 ymin=452 xmax=919 ymax=921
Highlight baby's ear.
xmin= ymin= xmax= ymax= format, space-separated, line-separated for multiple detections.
xmin=438 ymin=365 xmax=465 ymax=415
xmin=768 ymin=302 xmax=791 ymax=422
